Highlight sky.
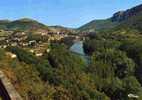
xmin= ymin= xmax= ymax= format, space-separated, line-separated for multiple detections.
xmin=0 ymin=0 xmax=142 ymax=28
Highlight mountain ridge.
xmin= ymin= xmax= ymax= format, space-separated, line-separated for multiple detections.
xmin=78 ymin=4 xmax=142 ymax=33
xmin=0 ymin=18 xmax=75 ymax=34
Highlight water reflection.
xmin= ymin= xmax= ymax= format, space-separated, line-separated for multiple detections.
xmin=70 ymin=41 xmax=90 ymax=65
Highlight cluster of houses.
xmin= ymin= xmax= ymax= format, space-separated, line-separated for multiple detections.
xmin=0 ymin=30 xmax=70 ymax=49
xmin=0 ymin=30 xmax=76 ymax=57
xmin=0 ymin=32 xmax=29 ymax=48
xmin=29 ymin=42 xmax=50 ymax=57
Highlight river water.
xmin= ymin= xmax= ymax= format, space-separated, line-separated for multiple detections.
xmin=70 ymin=41 xmax=90 ymax=64
xmin=70 ymin=41 xmax=85 ymax=55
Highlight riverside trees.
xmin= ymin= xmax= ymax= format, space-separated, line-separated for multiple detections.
xmin=83 ymin=33 xmax=142 ymax=100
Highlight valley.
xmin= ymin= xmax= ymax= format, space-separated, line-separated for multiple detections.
xmin=0 ymin=3 xmax=142 ymax=100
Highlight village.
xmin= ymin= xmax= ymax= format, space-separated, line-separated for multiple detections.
xmin=0 ymin=30 xmax=80 ymax=58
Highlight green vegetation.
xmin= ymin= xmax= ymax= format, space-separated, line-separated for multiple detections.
xmin=0 ymin=20 xmax=11 ymax=30
xmin=83 ymin=29 xmax=142 ymax=99
xmin=1 ymin=44 xmax=108 ymax=100
xmin=49 ymin=25 xmax=76 ymax=33
xmin=0 ymin=3 xmax=142 ymax=100
xmin=82 ymin=6 xmax=142 ymax=99
xmin=81 ymin=5 xmax=142 ymax=98
xmin=119 ymin=38 xmax=142 ymax=85
xmin=0 ymin=18 xmax=76 ymax=34
xmin=4 ymin=18 xmax=49 ymax=31
xmin=78 ymin=19 xmax=118 ymax=32
xmin=4 ymin=34 xmax=142 ymax=100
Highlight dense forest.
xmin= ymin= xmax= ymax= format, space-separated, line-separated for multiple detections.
xmin=81 ymin=5 xmax=142 ymax=99
xmin=83 ymin=31 xmax=142 ymax=100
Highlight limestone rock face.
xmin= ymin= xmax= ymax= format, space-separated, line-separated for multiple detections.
xmin=111 ymin=4 xmax=142 ymax=22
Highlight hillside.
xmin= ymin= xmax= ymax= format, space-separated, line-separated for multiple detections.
xmin=0 ymin=20 xmax=11 ymax=30
xmin=5 ymin=18 xmax=50 ymax=32
xmin=0 ymin=18 xmax=76 ymax=35
xmin=78 ymin=19 xmax=118 ymax=32
xmin=49 ymin=25 xmax=76 ymax=33
xmin=78 ymin=4 xmax=142 ymax=33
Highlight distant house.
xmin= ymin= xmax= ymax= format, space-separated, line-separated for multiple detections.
xmin=35 ymin=53 xmax=43 ymax=57
xmin=21 ymin=32 xmax=26 ymax=35
xmin=46 ymin=49 xmax=50 ymax=53
xmin=11 ymin=43 xmax=17 ymax=46
xmin=41 ymin=32 xmax=47 ymax=36
xmin=22 ymin=43 xmax=28 ymax=47
xmin=0 ymin=37 xmax=6 ymax=41
xmin=6 ymin=52 xmax=17 ymax=59
xmin=2 ymin=45 xmax=7 ymax=49
xmin=57 ymin=32 xmax=60 ymax=35
xmin=29 ymin=40 xmax=36 ymax=46
xmin=29 ymin=49 xmax=34 ymax=53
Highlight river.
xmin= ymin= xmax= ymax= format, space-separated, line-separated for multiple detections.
xmin=70 ymin=41 xmax=90 ymax=64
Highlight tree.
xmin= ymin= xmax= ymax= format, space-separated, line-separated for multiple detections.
xmin=83 ymin=39 xmax=121 ymax=55
xmin=122 ymin=76 xmax=142 ymax=100
xmin=47 ymin=44 xmax=109 ymax=100
xmin=119 ymin=38 xmax=142 ymax=85
xmin=91 ymin=49 xmax=135 ymax=78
